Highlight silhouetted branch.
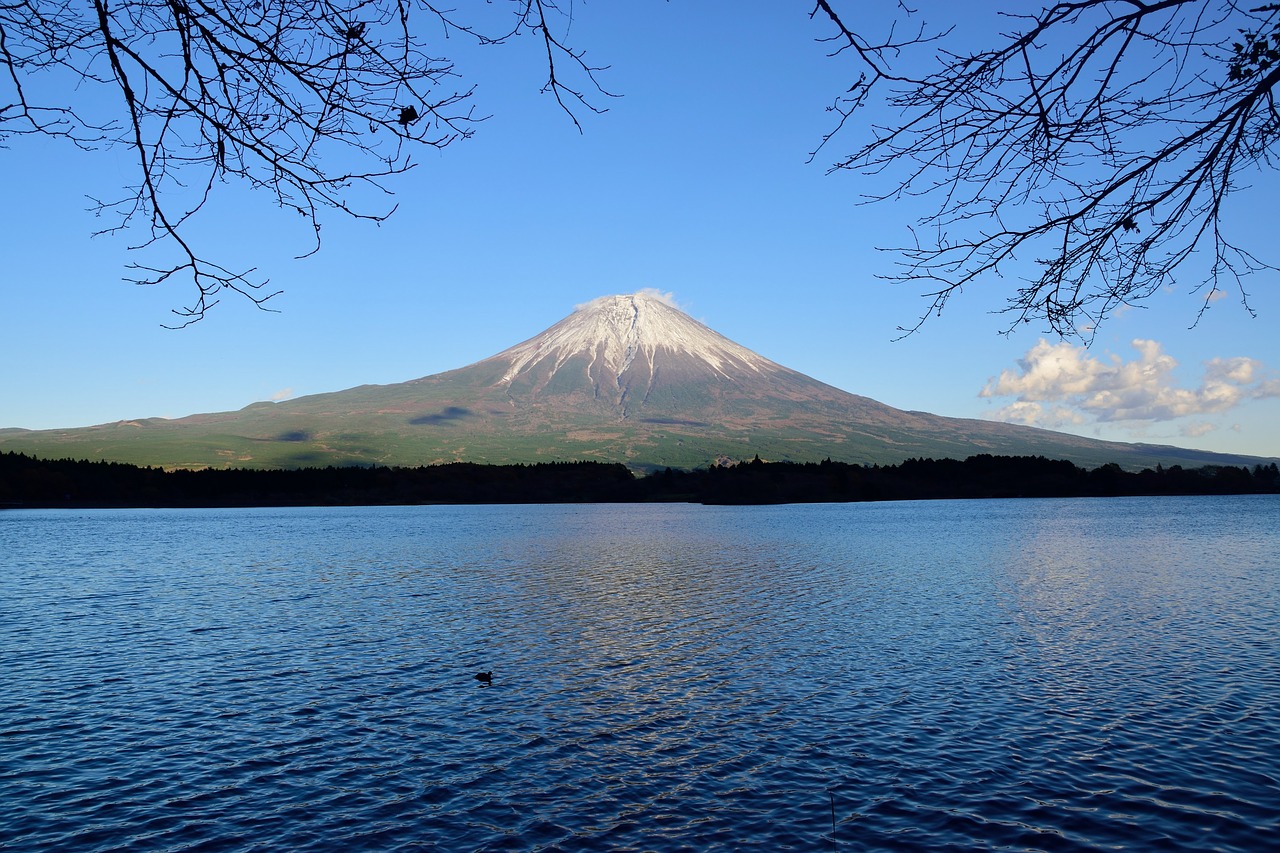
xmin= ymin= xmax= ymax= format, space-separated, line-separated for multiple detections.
xmin=812 ymin=0 xmax=1280 ymax=337
xmin=1 ymin=0 xmax=608 ymax=323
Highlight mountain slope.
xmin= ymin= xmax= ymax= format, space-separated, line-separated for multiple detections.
xmin=1 ymin=293 xmax=1271 ymax=471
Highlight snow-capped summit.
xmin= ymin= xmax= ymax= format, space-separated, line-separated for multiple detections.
xmin=490 ymin=291 xmax=775 ymax=388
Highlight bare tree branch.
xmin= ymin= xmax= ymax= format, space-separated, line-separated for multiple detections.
xmin=812 ymin=0 xmax=1280 ymax=339
xmin=10 ymin=1 xmax=1275 ymax=337
xmin=0 ymin=0 xmax=610 ymax=324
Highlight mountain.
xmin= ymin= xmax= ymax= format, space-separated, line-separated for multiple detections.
xmin=1 ymin=292 xmax=1270 ymax=471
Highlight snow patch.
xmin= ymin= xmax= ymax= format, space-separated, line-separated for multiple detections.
xmin=493 ymin=292 xmax=775 ymax=386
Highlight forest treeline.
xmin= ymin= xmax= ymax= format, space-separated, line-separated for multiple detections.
xmin=2 ymin=451 xmax=1278 ymax=508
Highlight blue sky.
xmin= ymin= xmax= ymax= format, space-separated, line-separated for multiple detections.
xmin=3 ymin=2 xmax=1278 ymax=459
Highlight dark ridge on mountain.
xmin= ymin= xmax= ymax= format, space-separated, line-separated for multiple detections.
xmin=1 ymin=292 xmax=1273 ymax=472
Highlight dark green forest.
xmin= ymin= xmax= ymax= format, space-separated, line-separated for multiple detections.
xmin=3 ymin=452 xmax=1277 ymax=508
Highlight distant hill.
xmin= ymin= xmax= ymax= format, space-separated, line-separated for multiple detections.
xmin=2 ymin=293 xmax=1273 ymax=471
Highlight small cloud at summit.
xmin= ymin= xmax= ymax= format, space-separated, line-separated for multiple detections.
xmin=981 ymin=338 xmax=1280 ymax=431
xmin=637 ymin=288 xmax=680 ymax=308
xmin=269 ymin=388 xmax=294 ymax=402
xmin=577 ymin=288 xmax=681 ymax=311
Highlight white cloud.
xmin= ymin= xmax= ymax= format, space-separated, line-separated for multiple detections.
xmin=636 ymin=287 xmax=680 ymax=307
xmin=1205 ymin=356 xmax=1257 ymax=384
xmin=269 ymin=388 xmax=294 ymax=402
xmin=1181 ymin=422 xmax=1217 ymax=437
xmin=1254 ymin=378 xmax=1280 ymax=398
xmin=988 ymin=401 xmax=1085 ymax=429
xmin=982 ymin=339 xmax=1280 ymax=426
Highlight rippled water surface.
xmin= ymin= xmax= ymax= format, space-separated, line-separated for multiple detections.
xmin=3 ymin=497 xmax=1278 ymax=851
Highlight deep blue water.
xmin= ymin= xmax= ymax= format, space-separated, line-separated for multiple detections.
xmin=2 ymin=497 xmax=1278 ymax=851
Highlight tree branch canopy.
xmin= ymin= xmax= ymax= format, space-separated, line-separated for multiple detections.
xmin=0 ymin=0 xmax=607 ymax=325
xmin=812 ymin=0 xmax=1280 ymax=338
xmin=4 ymin=2 xmax=1278 ymax=334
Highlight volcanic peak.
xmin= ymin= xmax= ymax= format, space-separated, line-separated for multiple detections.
xmin=490 ymin=292 xmax=774 ymax=386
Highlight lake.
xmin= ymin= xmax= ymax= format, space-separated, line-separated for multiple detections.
xmin=2 ymin=497 xmax=1277 ymax=851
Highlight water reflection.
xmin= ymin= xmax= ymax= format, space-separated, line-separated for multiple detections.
xmin=1 ymin=499 xmax=1277 ymax=851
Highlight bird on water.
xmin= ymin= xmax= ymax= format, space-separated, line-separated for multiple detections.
xmin=475 ymin=671 xmax=492 ymax=685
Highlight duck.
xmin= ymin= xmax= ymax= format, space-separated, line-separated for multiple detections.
xmin=474 ymin=671 xmax=492 ymax=685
